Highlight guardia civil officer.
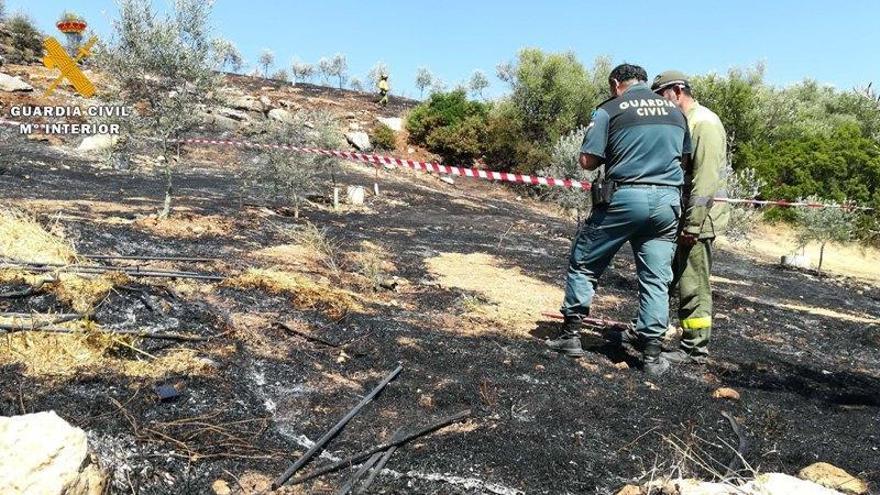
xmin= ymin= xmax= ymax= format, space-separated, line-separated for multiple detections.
xmin=547 ymin=64 xmax=691 ymax=376
xmin=652 ymin=70 xmax=730 ymax=364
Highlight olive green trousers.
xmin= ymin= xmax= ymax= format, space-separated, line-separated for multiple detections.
xmin=672 ymin=238 xmax=714 ymax=355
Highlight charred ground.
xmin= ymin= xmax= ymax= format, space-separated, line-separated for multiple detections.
xmin=1 ymin=130 xmax=879 ymax=494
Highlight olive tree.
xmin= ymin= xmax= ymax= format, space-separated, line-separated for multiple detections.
xmin=349 ymin=77 xmax=363 ymax=92
xmin=244 ymin=111 xmax=344 ymax=218
xmin=318 ymin=57 xmax=333 ymax=85
xmin=795 ymin=195 xmax=856 ymax=275
xmin=415 ymin=67 xmax=433 ymax=99
xmin=291 ymin=59 xmax=314 ymax=84
xmin=328 ymin=53 xmax=348 ymax=89
xmin=98 ymin=0 xmax=219 ymax=218
xmin=540 ymin=126 xmax=597 ymax=222
xmin=212 ymin=38 xmax=243 ymax=72
xmin=258 ymin=49 xmax=274 ymax=78
xmin=722 ymin=165 xmax=765 ymax=245
xmin=469 ymin=70 xmax=489 ymax=99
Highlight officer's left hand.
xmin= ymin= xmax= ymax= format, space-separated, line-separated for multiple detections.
xmin=677 ymin=232 xmax=698 ymax=246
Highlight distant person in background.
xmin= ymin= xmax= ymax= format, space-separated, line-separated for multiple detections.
xmin=378 ymin=74 xmax=390 ymax=107
xmin=652 ymin=70 xmax=730 ymax=364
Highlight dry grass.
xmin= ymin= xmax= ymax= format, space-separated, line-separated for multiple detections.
xmin=0 ymin=268 xmax=128 ymax=314
xmin=134 ymin=214 xmax=232 ymax=239
xmin=292 ymin=222 xmax=341 ymax=273
xmin=225 ymin=268 xmax=362 ymax=320
xmin=0 ymin=207 xmax=77 ymax=264
xmin=0 ymin=321 xmax=215 ymax=379
xmin=351 ymin=241 xmax=396 ymax=290
xmin=718 ymin=222 xmax=880 ymax=282
xmin=425 ymin=252 xmax=563 ymax=334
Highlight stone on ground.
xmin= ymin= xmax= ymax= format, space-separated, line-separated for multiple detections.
xmin=345 ymin=131 xmax=372 ymax=151
xmin=799 ymin=463 xmax=868 ymax=495
xmin=0 ymin=410 xmax=105 ymax=495
xmin=742 ymin=473 xmax=845 ymax=495
xmin=615 ymin=485 xmax=642 ymax=495
xmin=711 ymin=387 xmax=741 ymax=400
xmin=77 ymin=134 xmax=119 ymax=152
xmin=268 ymin=108 xmax=294 ymax=124
xmin=346 ymin=185 xmax=366 ymax=205
xmin=228 ymin=95 xmax=267 ymax=113
xmin=377 ymin=116 xmax=403 ymax=131
xmin=0 ymin=72 xmax=33 ymax=92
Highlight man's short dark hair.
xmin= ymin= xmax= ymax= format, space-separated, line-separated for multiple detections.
xmin=609 ymin=64 xmax=648 ymax=85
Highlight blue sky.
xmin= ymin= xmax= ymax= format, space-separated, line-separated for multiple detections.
xmin=8 ymin=0 xmax=879 ymax=99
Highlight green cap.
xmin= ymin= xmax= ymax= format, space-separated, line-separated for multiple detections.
xmin=651 ymin=70 xmax=690 ymax=91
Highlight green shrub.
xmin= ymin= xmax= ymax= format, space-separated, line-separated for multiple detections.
xmin=371 ymin=123 xmax=396 ymax=151
xmin=405 ymin=89 xmax=489 ymax=164
xmin=7 ymin=14 xmax=43 ymax=63
xmin=484 ymin=50 xmax=611 ymax=174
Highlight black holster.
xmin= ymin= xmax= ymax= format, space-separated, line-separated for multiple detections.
xmin=590 ymin=179 xmax=617 ymax=207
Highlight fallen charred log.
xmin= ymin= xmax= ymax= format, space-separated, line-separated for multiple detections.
xmin=290 ymin=409 xmax=472 ymax=486
xmin=272 ymin=365 xmax=404 ymax=488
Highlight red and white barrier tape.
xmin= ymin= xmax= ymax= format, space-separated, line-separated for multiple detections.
xmin=176 ymin=137 xmax=591 ymax=189
xmin=2 ymin=116 xmax=873 ymax=210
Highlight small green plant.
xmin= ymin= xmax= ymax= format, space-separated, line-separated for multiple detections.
xmin=724 ymin=166 xmax=766 ymax=245
xmin=540 ymin=126 xmax=597 ymax=222
xmin=795 ymin=195 xmax=856 ymax=275
xmin=245 ymin=110 xmax=343 ymax=219
xmin=371 ymin=123 xmax=396 ymax=151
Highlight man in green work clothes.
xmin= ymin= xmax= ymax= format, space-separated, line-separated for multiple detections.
xmin=652 ymin=70 xmax=730 ymax=364
xmin=546 ymin=64 xmax=691 ymax=376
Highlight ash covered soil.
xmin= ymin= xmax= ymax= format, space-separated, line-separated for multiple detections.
xmin=1 ymin=132 xmax=879 ymax=495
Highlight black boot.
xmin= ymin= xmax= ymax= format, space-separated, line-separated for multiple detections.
xmin=608 ymin=321 xmax=642 ymax=351
xmin=662 ymin=348 xmax=709 ymax=365
xmin=546 ymin=317 xmax=586 ymax=358
xmin=643 ymin=341 xmax=670 ymax=376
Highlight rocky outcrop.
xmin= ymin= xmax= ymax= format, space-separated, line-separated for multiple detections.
xmin=268 ymin=108 xmax=294 ymax=124
xmin=799 ymin=463 xmax=869 ymax=495
xmin=0 ymin=72 xmax=34 ymax=92
xmin=228 ymin=95 xmax=267 ymax=113
xmin=0 ymin=411 xmax=105 ymax=495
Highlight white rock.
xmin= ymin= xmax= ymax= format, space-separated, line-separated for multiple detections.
xmin=377 ymin=117 xmax=403 ymax=131
xmin=440 ymin=176 xmax=455 ymax=185
xmin=742 ymin=473 xmax=844 ymax=495
xmin=259 ymin=95 xmax=272 ymax=108
xmin=77 ymin=134 xmax=119 ymax=152
xmin=268 ymin=108 xmax=295 ymax=124
xmin=0 ymin=411 xmax=105 ymax=495
xmin=345 ymin=131 xmax=372 ymax=151
xmin=346 ymin=185 xmax=366 ymax=205
xmin=781 ymin=254 xmax=811 ymax=269
xmin=0 ymin=72 xmax=33 ymax=92
xmin=675 ymin=479 xmax=736 ymax=495
xmin=228 ymin=95 xmax=266 ymax=113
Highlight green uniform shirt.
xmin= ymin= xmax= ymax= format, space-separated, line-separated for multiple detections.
xmin=683 ymin=102 xmax=729 ymax=237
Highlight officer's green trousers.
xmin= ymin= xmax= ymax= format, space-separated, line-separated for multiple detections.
xmin=561 ymin=186 xmax=681 ymax=341
xmin=671 ymin=239 xmax=713 ymax=355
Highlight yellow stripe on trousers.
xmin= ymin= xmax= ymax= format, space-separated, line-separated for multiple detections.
xmin=681 ymin=316 xmax=711 ymax=330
